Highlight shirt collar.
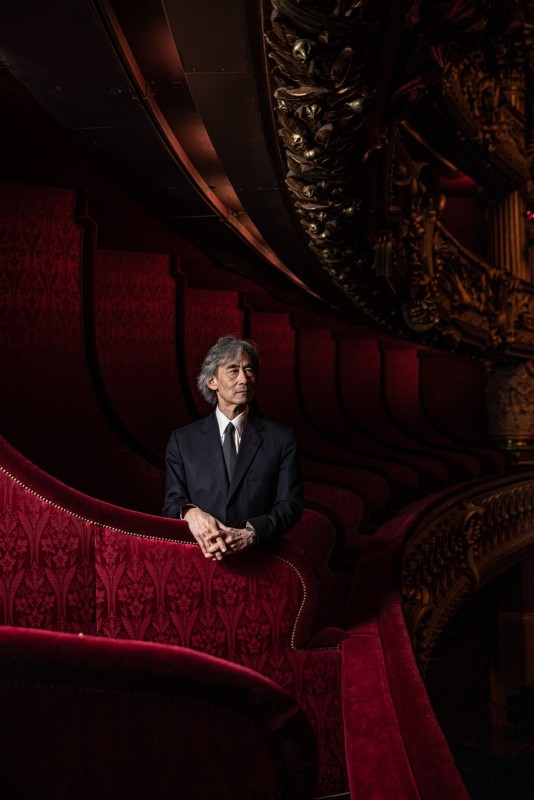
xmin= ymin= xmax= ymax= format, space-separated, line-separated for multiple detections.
xmin=215 ymin=405 xmax=248 ymax=438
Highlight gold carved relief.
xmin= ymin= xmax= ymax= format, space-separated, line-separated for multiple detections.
xmin=402 ymin=476 xmax=534 ymax=673
xmin=265 ymin=2 xmax=534 ymax=359
xmin=265 ymin=0 xmax=378 ymax=292
xmin=392 ymin=138 xmax=534 ymax=353
xmin=442 ymin=51 xmax=528 ymax=185
xmin=486 ymin=360 xmax=534 ymax=456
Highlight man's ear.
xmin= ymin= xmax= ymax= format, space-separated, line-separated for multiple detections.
xmin=207 ymin=376 xmax=218 ymax=390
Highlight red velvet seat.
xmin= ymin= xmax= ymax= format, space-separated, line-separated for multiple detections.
xmin=249 ymin=310 xmax=418 ymax=510
xmin=336 ymin=334 xmax=467 ymax=482
xmin=304 ymin=478 xmax=365 ymax=556
xmin=381 ymin=343 xmax=483 ymax=479
xmin=0 ymin=626 xmax=317 ymax=800
xmin=0 ymin=181 xmax=164 ymax=514
xmin=297 ymin=325 xmax=449 ymax=493
xmin=418 ymin=349 xmax=506 ymax=473
xmin=0 ymin=178 xmax=479 ymax=800
xmin=0 ymin=435 xmax=348 ymax=796
xmin=94 ymin=248 xmax=192 ymax=457
xmin=0 ymin=424 xmax=474 ymax=799
xmin=342 ymin=497 xmax=472 ymax=800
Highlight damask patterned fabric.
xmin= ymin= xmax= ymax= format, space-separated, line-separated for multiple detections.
xmin=94 ymin=249 xmax=190 ymax=457
xmin=0 ymin=437 xmax=348 ymax=795
xmin=0 ymin=180 xmax=164 ymax=514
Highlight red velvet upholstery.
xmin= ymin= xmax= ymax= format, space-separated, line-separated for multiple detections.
xmin=304 ymin=479 xmax=365 ymax=556
xmin=342 ymin=497 xmax=471 ymax=799
xmin=0 ymin=178 xmax=481 ymax=799
xmin=0 ymin=626 xmax=318 ymax=799
xmin=0 ymin=180 xmax=164 ymax=513
xmin=336 ymin=335 xmax=460 ymax=481
xmin=250 ymin=310 xmax=422 ymax=505
xmin=297 ymin=326 xmax=447 ymax=494
xmin=0 ymin=435 xmax=347 ymax=795
xmin=303 ymin=458 xmax=390 ymax=526
xmin=94 ymin=248 xmax=191 ymax=457
xmin=381 ymin=343 xmax=482 ymax=479
xmin=249 ymin=311 xmax=392 ymax=517
xmin=418 ymin=350 xmax=505 ymax=472
xmin=0 ymin=433 xmax=473 ymax=798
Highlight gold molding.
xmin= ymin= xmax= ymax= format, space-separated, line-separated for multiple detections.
xmin=402 ymin=473 xmax=534 ymax=674
xmin=265 ymin=1 xmax=534 ymax=359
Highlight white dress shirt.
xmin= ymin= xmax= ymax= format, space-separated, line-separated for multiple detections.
xmin=215 ymin=406 xmax=248 ymax=452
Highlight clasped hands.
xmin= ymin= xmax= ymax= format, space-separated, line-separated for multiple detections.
xmin=183 ymin=507 xmax=256 ymax=560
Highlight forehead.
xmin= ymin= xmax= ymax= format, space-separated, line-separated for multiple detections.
xmin=218 ymin=352 xmax=254 ymax=369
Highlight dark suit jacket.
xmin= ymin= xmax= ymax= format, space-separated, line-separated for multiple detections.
xmin=163 ymin=411 xmax=303 ymax=542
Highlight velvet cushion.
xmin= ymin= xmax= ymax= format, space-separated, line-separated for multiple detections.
xmin=0 ymin=180 xmax=164 ymax=514
xmin=0 ymin=626 xmax=317 ymax=799
xmin=94 ymin=249 xmax=190 ymax=458
xmin=342 ymin=500 xmax=471 ymax=799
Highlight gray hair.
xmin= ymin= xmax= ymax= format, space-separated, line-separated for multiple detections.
xmin=197 ymin=334 xmax=260 ymax=405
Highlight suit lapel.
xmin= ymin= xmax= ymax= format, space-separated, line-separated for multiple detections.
xmin=199 ymin=412 xmax=229 ymax=495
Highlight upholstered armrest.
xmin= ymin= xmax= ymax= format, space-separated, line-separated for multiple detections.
xmin=0 ymin=436 xmax=348 ymax=796
xmin=0 ymin=626 xmax=317 ymax=799
xmin=0 ymin=435 xmax=334 ymax=651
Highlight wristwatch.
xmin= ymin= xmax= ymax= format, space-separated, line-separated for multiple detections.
xmin=245 ymin=522 xmax=258 ymax=544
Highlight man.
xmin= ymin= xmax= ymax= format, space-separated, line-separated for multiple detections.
xmin=163 ymin=335 xmax=303 ymax=560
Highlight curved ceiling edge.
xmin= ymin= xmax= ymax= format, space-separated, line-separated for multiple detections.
xmin=1 ymin=0 xmax=346 ymax=310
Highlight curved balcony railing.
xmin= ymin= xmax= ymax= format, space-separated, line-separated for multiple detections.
xmin=402 ymin=470 xmax=534 ymax=674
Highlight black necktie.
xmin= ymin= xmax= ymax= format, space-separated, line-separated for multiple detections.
xmin=222 ymin=421 xmax=237 ymax=482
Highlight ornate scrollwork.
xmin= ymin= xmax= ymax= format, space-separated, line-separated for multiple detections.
xmin=265 ymin=0 xmax=378 ymax=289
xmin=265 ymin=1 xmax=534 ymax=359
xmin=264 ymin=0 xmax=489 ymax=298
xmin=402 ymin=476 xmax=534 ymax=673
xmin=486 ymin=360 xmax=534 ymax=454
xmin=402 ymin=499 xmax=484 ymax=666
xmin=395 ymin=154 xmax=445 ymax=332
xmin=432 ymin=225 xmax=534 ymax=350
xmin=442 ymin=49 xmax=529 ymax=184
xmin=391 ymin=155 xmax=534 ymax=351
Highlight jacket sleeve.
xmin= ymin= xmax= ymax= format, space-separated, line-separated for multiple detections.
xmin=162 ymin=430 xmax=191 ymax=519
xmin=246 ymin=427 xmax=303 ymax=542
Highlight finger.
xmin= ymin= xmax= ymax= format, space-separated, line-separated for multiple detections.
xmin=205 ymin=550 xmax=223 ymax=560
xmin=191 ymin=532 xmax=207 ymax=553
xmin=206 ymin=535 xmax=226 ymax=552
xmin=204 ymin=529 xmax=219 ymax=540
xmin=218 ymin=523 xmax=233 ymax=535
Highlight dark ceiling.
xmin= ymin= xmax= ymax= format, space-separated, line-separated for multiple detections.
xmin=1 ymin=0 xmax=368 ymax=323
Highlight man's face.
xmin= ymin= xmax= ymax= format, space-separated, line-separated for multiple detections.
xmin=207 ymin=353 xmax=257 ymax=415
